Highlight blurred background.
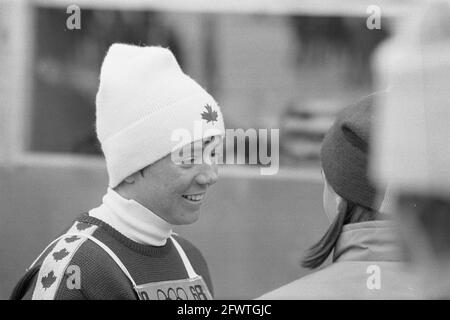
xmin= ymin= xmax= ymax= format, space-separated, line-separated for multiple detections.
xmin=0 ymin=0 xmax=423 ymax=299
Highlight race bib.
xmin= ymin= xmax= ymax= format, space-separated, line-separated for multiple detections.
xmin=135 ymin=276 xmax=212 ymax=300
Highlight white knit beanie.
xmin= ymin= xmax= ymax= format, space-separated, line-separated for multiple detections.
xmin=96 ymin=44 xmax=225 ymax=188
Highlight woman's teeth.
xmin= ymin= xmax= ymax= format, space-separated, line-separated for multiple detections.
xmin=182 ymin=194 xmax=204 ymax=202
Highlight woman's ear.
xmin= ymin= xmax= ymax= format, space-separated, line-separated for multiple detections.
xmin=336 ymin=196 xmax=348 ymax=215
xmin=323 ymin=177 xmax=345 ymax=222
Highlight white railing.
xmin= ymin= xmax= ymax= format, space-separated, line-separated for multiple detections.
xmin=30 ymin=0 xmax=424 ymax=17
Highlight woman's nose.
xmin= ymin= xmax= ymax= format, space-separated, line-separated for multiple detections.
xmin=195 ymin=164 xmax=219 ymax=186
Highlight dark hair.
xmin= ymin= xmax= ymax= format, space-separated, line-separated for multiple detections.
xmin=397 ymin=192 xmax=450 ymax=260
xmin=301 ymin=200 xmax=378 ymax=269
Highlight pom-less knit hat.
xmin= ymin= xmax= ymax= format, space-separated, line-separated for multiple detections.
xmin=96 ymin=44 xmax=225 ymax=188
xmin=320 ymin=94 xmax=382 ymax=211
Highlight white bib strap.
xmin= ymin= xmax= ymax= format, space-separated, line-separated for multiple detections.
xmin=170 ymin=236 xmax=198 ymax=278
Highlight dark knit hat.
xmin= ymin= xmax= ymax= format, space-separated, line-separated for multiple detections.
xmin=320 ymin=94 xmax=382 ymax=211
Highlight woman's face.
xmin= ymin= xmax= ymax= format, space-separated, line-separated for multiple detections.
xmin=119 ymin=136 xmax=222 ymax=225
xmin=322 ymin=171 xmax=340 ymax=222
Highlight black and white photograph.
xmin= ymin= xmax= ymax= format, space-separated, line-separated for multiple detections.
xmin=1 ymin=0 xmax=450 ymax=307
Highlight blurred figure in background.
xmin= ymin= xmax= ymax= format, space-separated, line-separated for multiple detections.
xmin=372 ymin=1 xmax=450 ymax=298
xmin=259 ymin=94 xmax=422 ymax=299
xmin=10 ymin=44 xmax=225 ymax=300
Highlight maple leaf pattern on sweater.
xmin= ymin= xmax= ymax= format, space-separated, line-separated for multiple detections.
xmin=65 ymin=235 xmax=80 ymax=243
xmin=76 ymin=222 xmax=92 ymax=231
xmin=53 ymin=248 xmax=70 ymax=261
xmin=41 ymin=271 xmax=57 ymax=290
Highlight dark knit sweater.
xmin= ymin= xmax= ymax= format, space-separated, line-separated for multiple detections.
xmin=15 ymin=214 xmax=213 ymax=300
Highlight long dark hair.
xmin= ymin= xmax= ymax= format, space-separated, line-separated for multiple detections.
xmin=301 ymin=200 xmax=378 ymax=269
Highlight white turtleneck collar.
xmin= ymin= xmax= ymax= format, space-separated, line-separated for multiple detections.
xmin=88 ymin=188 xmax=173 ymax=246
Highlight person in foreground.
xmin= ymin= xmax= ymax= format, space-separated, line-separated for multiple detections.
xmin=371 ymin=1 xmax=450 ymax=298
xmin=11 ymin=44 xmax=225 ymax=300
xmin=258 ymin=94 xmax=423 ymax=299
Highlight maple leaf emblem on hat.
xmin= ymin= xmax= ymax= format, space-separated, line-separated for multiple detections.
xmin=201 ymin=104 xmax=218 ymax=124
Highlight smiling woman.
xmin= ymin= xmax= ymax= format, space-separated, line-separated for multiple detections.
xmin=10 ymin=44 xmax=225 ymax=300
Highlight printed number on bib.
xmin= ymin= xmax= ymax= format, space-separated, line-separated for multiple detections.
xmin=135 ymin=276 xmax=212 ymax=300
